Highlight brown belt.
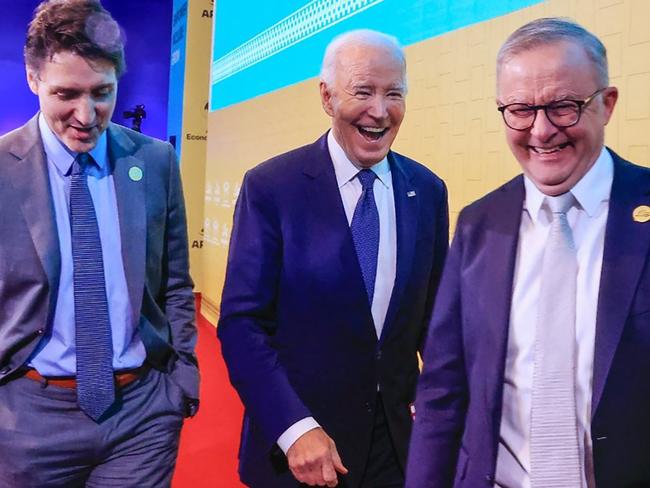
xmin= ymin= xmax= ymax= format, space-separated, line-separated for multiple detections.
xmin=23 ymin=365 xmax=148 ymax=389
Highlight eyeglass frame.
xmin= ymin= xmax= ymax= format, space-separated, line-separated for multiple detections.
xmin=497 ymin=87 xmax=608 ymax=131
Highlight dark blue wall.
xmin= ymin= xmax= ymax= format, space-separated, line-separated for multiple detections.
xmin=0 ymin=0 xmax=172 ymax=140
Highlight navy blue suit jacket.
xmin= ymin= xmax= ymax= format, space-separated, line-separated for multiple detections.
xmin=218 ymin=133 xmax=449 ymax=487
xmin=406 ymin=150 xmax=650 ymax=488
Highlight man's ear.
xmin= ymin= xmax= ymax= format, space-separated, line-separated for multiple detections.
xmin=320 ymin=81 xmax=334 ymax=117
xmin=602 ymin=86 xmax=618 ymax=126
xmin=26 ymin=67 xmax=40 ymax=95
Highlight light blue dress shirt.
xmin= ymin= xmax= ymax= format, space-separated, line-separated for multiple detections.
xmin=28 ymin=114 xmax=145 ymax=376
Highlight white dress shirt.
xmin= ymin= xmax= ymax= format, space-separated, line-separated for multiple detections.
xmin=495 ymin=147 xmax=613 ymax=488
xmin=276 ymin=131 xmax=397 ymax=453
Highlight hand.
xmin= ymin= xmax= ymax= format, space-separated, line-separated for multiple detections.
xmin=286 ymin=427 xmax=348 ymax=487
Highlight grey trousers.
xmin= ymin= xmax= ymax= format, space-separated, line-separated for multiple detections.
xmin=0 ymin=367 xmax=185 ymax=487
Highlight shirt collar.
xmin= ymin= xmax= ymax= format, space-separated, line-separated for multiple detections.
xmin=327 ymin=130 xmax=391 ymax=189
xmin=523 ymin=146 xmax=613 ymax=223
xmin=38 ymin=113 xmax=108 ymax=176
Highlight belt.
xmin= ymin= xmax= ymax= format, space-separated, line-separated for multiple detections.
xmin=22 ymin=365 xmax=149 ymax=389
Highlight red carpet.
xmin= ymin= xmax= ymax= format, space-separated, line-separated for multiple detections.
xmin=172 ymin=297 xmax=245 ymax=487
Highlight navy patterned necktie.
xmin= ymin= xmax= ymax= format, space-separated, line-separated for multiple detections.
xmin=70 ymin=152 xmax=115 ymax=421
xmin=350 ymin=169 xmax=380 ymax=304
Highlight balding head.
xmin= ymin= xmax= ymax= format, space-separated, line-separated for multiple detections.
xmin=320 ymin=29 xmax=406 ymax=90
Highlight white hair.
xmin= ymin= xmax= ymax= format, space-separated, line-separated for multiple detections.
xmin=320 ymin=29 xmax=406 ymax=88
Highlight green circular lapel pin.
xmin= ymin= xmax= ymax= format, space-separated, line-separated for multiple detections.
xmin=129 ymin=166 xmax=143 ymax=182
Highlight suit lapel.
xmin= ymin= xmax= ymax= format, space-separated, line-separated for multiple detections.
xmin=380 ymin=153 xmax=417 ymax=342
xmin=592 ymin=152 xmax=650 ymax=414
xmin=107 ymin=124 xmax=146 ymax=322
xmin=302 ymin=133 xmax=376 ymax=340
xmin=6 ymin=116 xmax=61 ymax=315
xmin=482 ymin=177 xmax=523 ymax=416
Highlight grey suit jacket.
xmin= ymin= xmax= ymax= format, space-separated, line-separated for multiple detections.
xmin=0 ymin=115 xmax=199 ymax=404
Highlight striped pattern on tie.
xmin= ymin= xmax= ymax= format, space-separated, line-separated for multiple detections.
xmin=71 ymin=152 xmax=115 ymax=421
xmin=530 ymin=192 xmax=582 ymax=487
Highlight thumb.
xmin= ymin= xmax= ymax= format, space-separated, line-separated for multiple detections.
xmin=330 ymin=442 xmax=348 ymax=475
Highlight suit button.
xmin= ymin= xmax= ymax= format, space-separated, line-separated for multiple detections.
xmin=376 ymin=349 xmax=382 ymax=360
xmin=365 ymin=402 xmax=372 ymax=413
xmin=36 ymin=329 xmax=44 ymax=335
xmin=485 ymin=474 xmax=494 ymax=483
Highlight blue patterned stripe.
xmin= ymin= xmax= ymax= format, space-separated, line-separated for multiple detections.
xmin=212 ymin=0 xmax=384 ymax=85
xmin=210 ymin=0 xmax=543 ymax=110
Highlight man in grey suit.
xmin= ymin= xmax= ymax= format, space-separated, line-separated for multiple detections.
xmin=0 ymin=1 xmax=198 ymax=486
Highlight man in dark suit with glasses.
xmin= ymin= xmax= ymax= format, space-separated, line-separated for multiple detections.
xmin=407 ymin=17 xmax=650 ymax=488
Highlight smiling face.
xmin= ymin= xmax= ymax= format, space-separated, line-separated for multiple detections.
xmin=497 ymin=40 xmax=618 ymax=195
xmin=27 ymin=50 xmax=117 ymax=153
xmin=320 ymin=43 xmax=406 ymax=168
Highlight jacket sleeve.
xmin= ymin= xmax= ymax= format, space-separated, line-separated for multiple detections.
xmin=218 ymin=169 xmax=312 ymax=446
xmin=162 ymin=143 xmax=199 ymax=403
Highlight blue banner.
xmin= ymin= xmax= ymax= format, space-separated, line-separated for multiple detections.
xmin=210 ymin=0 xmax=542 ymax=110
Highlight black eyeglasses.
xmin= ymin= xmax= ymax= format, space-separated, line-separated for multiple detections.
xmin=497 ymin=88 xmax=607 ymax=131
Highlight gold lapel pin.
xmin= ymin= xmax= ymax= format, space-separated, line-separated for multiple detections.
xmin=128 ymin=166 xmax=143 ymax=182
xmin=632 ymin=205 xmax=650 ymax=223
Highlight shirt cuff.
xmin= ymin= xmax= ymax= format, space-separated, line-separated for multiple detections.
xmin=277 ymin=417 xmax=320 ymax=454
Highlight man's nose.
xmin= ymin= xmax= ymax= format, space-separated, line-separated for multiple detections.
xmin=74 ymin=96 xmax=95 ymax=126
xmin=367 ymin=95 xmax=388 ymax=119
xmin=529 ymin=108 xmax=558 ymax=140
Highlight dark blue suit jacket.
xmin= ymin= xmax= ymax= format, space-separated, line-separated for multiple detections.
xmin=406 ymin=150 xmax=650 ymax=488
xmin=218 ymin=133 xmax=448 ymax=487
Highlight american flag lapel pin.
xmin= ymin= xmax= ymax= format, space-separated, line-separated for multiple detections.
xmin=407 ymin=190 xmax=416 ymax=197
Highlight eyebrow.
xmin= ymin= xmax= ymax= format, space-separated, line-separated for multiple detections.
xmin=48 ymin=83 xmax=115 ymax=92
xmin=350 ymin=83 xmax=405 ymax=92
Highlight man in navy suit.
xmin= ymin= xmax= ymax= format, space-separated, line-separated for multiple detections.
xmin=0 ymin=1 xmax=198 ymax=486
xmin=406 ymin=17 xmax=650 ymax=488
xmin=219 ymin=30 xmax=448 ymax=487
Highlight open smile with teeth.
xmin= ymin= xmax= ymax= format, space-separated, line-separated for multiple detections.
xmin=358 ymin=126 xmax=388 ymax=141
xmin=530 ymin=142 xmax=571 ymax=154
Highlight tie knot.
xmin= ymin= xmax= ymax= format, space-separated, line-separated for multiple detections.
xmin=73 ymin=153 xmax=94 ymax=175
xmin=356 ymin=169 xmax=376 ymax=190
xmin=546 ymin=192 xmax=574 ymax=215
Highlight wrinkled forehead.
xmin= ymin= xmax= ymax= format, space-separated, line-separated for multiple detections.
xmin=498 ymin=40 xmax=597 ymax=77
xmin=496 ymin=41 xmax=601 ymax=95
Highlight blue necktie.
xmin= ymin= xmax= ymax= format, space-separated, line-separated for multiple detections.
xmin=351 ymin=169 xmax=380 ymax=304
xmin=70 ymin=153 xmax=114 ymax=421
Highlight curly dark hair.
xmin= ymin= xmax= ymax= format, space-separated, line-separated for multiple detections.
xmin=25 ymin=0 xmax=126 ymax=76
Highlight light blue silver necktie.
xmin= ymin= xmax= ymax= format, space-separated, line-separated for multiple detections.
xmin=71 ymin=152 xmax=115 ymax=421
xmin=530 ymin=192 xmax=582 ymax=487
